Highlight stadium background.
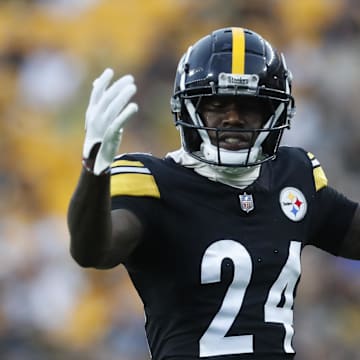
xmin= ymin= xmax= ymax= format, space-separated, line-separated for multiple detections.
xmin=0 ymin=0 xmax=359 ymax=359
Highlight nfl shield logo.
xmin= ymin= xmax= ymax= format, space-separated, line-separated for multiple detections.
xmin=239 ymin=192 xmax=254 ymax=213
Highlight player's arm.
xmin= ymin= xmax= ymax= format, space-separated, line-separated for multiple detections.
xmin=68 ymin=169 xmax=143 ymax=269
xmin=67 ymin=69 xmax=141 ymax=269
xmin=339 ymin=205 xmax=360 ymax=259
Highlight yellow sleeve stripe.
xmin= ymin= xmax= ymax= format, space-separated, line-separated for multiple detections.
xmin=307 ymin=152 xmax=328 ymax=191
xmin=307 ymin=152 xmax=320 ymax=168
xmin=111 ymin=167 xmax=150 ymax=175
xmin=313 ymin=166 xmax=328 ymax=192
xmin=111 ymin=160 xmax=144 ymax=168
xmin=111 ymin=159 xmax=151 ymax=176
xmin=111 ymin=173 xmax=160 ymax=198
xmin=307 ymin=152 xmax=315 ymax=160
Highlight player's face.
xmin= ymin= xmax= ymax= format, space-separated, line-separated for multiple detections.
xmin=198 ymin=96 xmax=269 ymax=151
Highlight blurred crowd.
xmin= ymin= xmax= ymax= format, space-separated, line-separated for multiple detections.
xmin=0 ymin=0 xmax=359 ymax=359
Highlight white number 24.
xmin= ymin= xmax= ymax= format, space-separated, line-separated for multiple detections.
xmin=199 ymin=240 xmax=301 ymax=357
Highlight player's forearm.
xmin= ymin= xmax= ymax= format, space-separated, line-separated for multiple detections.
xmin=68 ymin=69 xmax=138 ymax=268
xmin=67 ymin=168 xmax=112 ymax=267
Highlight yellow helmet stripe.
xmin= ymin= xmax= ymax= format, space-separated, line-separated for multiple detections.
xmin=232 ymin=27 xmax=245 ymax=74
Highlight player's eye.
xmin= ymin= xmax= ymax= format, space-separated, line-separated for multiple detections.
xmin=200 ymin=99 xmax=229 ymax=112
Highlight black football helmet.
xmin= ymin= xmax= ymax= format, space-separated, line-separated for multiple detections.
xmin=171 ymin=27 xmax=295 ymax=167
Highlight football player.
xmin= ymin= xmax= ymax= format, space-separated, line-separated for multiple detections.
xmin=68 ymin=27 xmax=360 ymax=359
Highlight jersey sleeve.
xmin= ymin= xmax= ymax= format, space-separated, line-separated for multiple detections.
xmin=306 ymin=152 xmax=358 ymax=254
xmin=110 ymin=155 xmax=162 ymax=231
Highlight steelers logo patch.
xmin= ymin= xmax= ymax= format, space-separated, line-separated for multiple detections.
xmin=279 ymin=187 xmax=307 ymax=222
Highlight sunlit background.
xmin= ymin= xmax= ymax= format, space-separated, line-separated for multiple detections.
xmin=0 ymin=0 xmax=359 ymax=359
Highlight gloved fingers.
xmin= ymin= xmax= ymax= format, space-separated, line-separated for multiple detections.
xmin=85 ymin=68 xmax=114 ymax=129
xmin=107 ymin=102 xmax=138 ymax=135
xmin=98 ymin=74 xmax=135 ymax=111
xmin=89 ymin=68 xmax=115 ymax=106
xmin=103 ymin=83 xmax=137 ymax=122
xmin=94 ymin=104 xmax=137 ymax=174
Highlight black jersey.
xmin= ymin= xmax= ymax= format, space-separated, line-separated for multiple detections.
xmin=110 ymin=146 xmax=357 ymax=360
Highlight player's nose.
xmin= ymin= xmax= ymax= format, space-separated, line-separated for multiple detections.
xmin=222 ymin=107 xmax=245 ymax=127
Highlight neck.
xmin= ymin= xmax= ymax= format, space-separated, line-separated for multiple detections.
xmin=167 ymin=148 xmax=261 ymax=189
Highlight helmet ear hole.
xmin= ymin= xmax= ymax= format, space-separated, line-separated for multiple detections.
xmin=177 ymin=107 xmax=202 ymax=152
xmin=183 ymin=126 xmax=202 ymax=152
xmin=262 ymin=128 xmax=284 ymax=156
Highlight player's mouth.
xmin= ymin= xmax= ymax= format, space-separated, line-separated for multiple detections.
xmin=217 ymin=134 xmax=253 ymax=151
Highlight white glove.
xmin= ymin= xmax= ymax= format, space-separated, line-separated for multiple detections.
xmin=83 ymin=68 xmax=138 ymax=175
